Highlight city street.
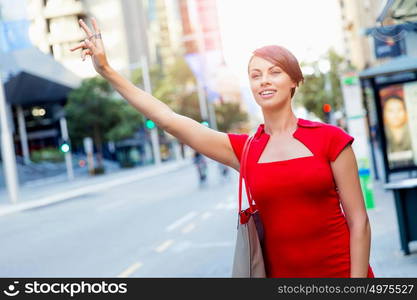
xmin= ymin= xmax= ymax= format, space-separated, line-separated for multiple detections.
xmin=0 ymin=158 xmax=416 ymax=278
xmin=0 ymin=161 xmax=239 ymax=277
xmin=0 ymin=0 xmax=416 ymax=287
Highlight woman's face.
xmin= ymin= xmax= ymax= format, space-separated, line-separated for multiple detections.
xmin=384 ymin=98 xmax=407 ymax=129
xmin=248 ymin=56 xmax=295 ymax=110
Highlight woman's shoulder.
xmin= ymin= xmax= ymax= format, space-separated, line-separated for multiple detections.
xmin=226 ymin=132 xmax=250 ymax=163
xmin=311 ymin=120 xmax=349 ymax=136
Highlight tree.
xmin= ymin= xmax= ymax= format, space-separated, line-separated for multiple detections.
xmin=215 ymin=102 xmax=248 ymax=132
xmin=295 ymin=48 xmax=345 ymax=121
xmin=327 ymin=48 xmax=345 ymax=112
xmin=295 ymin=67 xmax=328 ymax=120
xmin=131 ymin=56 xmax=199 ymax=116
xmin=65 ymin=77 xmax=144 ymax=172
xmin=131 ymin=56 xmax=250 ymax=131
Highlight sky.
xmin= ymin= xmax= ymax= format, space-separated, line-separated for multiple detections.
xmin=216 ymin=0 xmax=344 ymax=84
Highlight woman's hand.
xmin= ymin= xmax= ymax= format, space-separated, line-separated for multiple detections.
xmin=70 ymin=17 xmax=110 ymax=75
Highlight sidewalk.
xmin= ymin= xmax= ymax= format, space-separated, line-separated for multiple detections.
xmin=0 ymin=158 xmax=193 ymax=217
xmin=368 ymin=178 xmax=417 ymax=277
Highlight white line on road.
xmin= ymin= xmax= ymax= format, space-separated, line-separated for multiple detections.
xmin=165 ymin=211 xmax=197 ymax=232
xmin=0 ymin=160 xmax=189 ymax=217
xmin=155 ymin=239 xmax=174 ymax=253
xmin=117 ymin=262 xmax=143 ymax=278
xmin=181 ymin=222 xmax=196 ymax=234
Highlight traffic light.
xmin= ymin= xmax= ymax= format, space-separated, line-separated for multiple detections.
xmin=145 ymin=119 xmax=156 ymax=130
xmin=200 ymin=120 xmax=209 ymax=127
xmin=323 ymin=104 xmax=332 ymax=113
xmin=343 ymin=76 xmax=358 ymax=85
xmin=323 ymin=104 xmax=332 ymax=123
xmin=60 ymin=140 xmax=70 ymax=153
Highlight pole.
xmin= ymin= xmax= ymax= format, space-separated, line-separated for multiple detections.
xmin=83 ymin=137 xmax=95 ymax=175
xmin=208 ymin=101 xmax=218 ymax=130
xmin=137 ymin=0 xmax=161 ymax=166
xmin=16 ymin=105 xmax=31 ymax=165
xmin=0 ymin=74 xmax=19 ymax=203
xmin=141 ymin=55 xmax=161 ymax=165
xmin=196 ymin=80 xmax=209 ymax=121
xmin=59 ymin=117 xmax=74 ymax=180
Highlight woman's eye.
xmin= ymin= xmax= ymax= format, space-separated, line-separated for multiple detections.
xmin=272 ymin=71 xmax=281 ymax=74
xmin=251 ymin=74 xmax=260 ymax=79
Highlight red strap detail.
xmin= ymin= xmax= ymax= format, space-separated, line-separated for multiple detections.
xmin=238 ymin=136 xmax=255 ymax=217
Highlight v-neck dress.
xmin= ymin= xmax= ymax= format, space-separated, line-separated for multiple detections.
xmin=228 ymin=118 xmax=375 ymax=278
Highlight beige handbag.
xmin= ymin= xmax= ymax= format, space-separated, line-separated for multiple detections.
xmin=231 ymin=136 xmax=266 ymax=278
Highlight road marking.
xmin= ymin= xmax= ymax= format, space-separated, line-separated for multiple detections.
xmin=117 ymin=262 xmax=143 ymax=278
xmin=0 ymin=160 xmax=190 ymax=217
xmin=165 ymin=211 xmax=197 ymax=232
xmin=200 ymin=211 xmax=212 ymax=220
xmin=155 ymin=239 xmax=174 ymax=253
xmin=181 ymin=222 xmax=196 ymax=234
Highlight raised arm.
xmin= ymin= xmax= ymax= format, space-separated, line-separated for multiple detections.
xmin=70 ymin=18 xmax=240 ymax=171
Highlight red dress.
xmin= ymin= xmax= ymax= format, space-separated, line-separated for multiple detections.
xmin=228 ymin=118 xmax=375 ymax=278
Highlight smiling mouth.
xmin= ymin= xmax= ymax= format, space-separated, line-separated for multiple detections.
xmin=259 ymin=90 xmax=277 ymax=98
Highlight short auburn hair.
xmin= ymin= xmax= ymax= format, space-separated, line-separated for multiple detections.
xmin=248 ymin=45 xmax=304 ymax=98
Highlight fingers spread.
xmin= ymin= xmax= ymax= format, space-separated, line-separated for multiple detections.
xmin=91 ymin=17 xmax=100 ymax=33
xmin=84 ymin=39 xmax=97 ymax=52
xmin=70 ymin=41 xmax=87 ymax=51
xmin=78 ymin=19 xmax=93 ymax=37
xmin=81 ymin=49 xmax=92 ymax=61
xmin=81 ymin=49 xmax=86 ymax=61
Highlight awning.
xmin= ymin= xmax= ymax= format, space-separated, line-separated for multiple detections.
xmin=358 ymin=55 xmax=417 ymax=79
xmin=0 ymin=47 xmax=81 ymax=105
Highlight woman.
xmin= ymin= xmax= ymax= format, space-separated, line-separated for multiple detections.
xmin=70 ymin=18 xmax=374 ymax=278
xmin=193 ymin=151 xmax=208 ymax=186
xmin=382 ymin=95 xmax=412 ymax=154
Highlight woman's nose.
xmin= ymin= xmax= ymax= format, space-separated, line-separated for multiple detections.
xmin=260 ymin=76 xmax=271 ymax=86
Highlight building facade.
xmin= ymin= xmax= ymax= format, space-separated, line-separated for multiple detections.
xmin=339 ymin=0 xmax=385 ymax=70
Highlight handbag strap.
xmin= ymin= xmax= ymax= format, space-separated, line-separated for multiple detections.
xmin=238 ymin=135 xmax=255 ymax=214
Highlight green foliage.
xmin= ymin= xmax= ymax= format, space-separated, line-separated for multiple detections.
xmin=65 ymin=77 xmax=144 ymax=150
xmin=175 ymin=91 xmax=202 ymax=121
xmin=105 ymin=102 xmax=144 ymax=141
xmin=131 ymin=57 xmax=197 ymax=114
xmin=131 ymin=57 xmax=200 ymax=122
xmin=30 ymin=147 xmax=64 ymax=163
xmin=132 ymin=56 xmax=248 ymax=132
xmin=295 ymin=48 xmax=345 ymax=120
xmin=295 ymin=71 xmax=327 ymax=119
xmin=215 ymin=102 xmax=249 ymax=132
xmin=327 ymin=48 xmax=344 ymax=111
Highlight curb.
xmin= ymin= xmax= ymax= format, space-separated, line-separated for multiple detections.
xmin=0 ymin=159 xmax=192 ymax=217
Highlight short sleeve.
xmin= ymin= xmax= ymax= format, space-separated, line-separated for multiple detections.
xmin=326 ymin=126 xmax=354 ymax=162
xmin=227 ymin=133 xmax=249 ymax=163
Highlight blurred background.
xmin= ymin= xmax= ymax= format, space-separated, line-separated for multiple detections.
xmin=0 ymin=0 xmax=416 ymax=277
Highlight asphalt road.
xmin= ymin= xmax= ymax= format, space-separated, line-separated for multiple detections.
xmin=0 ymin=161 xmax=240 ymax=277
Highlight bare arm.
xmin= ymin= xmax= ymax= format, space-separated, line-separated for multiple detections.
xmin=101 ymin=67 xmax=238 ymax=169
xmin=70 ymin=18 xmax=240 ymax=170
xmin=331 ymin=145 xmax=371 ymax=278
